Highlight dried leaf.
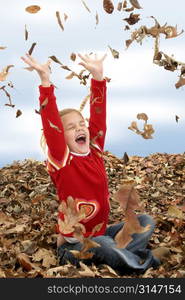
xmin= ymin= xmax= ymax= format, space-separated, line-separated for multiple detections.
xmin=95 ymin=11 xmax=99 ymax=26
xmin=78 ymin=262 xmax=95 ymax=277
xmin=129 ymin=0 xmax=142 ymax=9
xmin=137 ymin=113 xmax=148 ymax=122
xmin=32 ymin=248 xmax=56 ymax=268
xmin=117 ymin=2 xmax=123 ymax=11
xmin=17 ymin=253 xmax=39 ymax=271
xmin=175 ymin=115 xmax=179 ymax=123
xmin=49 ymin=55 xmax=63 ymax=65
xmin=79 ymin=94 xmax=90 ymax=112
xmin=25 ymin=24 xmax=28 ymax=41
xmin=114 ymin=181 xmax=150 ymax=248
xmin=124 ymin=13 xmax=140 ymax=25
xmin=16 ymin=109 xmax=22 ymax=118
xmin=40 ymin=97 xmax=48 ymax=112
xmin=28 ymin=43 xmax=37 ymax=56
xmin=0 ymin=65 xmax=14 ymax=81
xmin=64 ymin=13 xmax=68 ymax=22
xmin=167 ymin=206 xmax=184 ymax=219
xmin=70 ymin=53 xmax=76 ymax=61
xmin=48 ymin=120 xmax=62 ymax=133
xmin=108 ymin=45 xmax=119 ymax=59
xmin=65 ymin=71 xmax=76 ymax=80
xmin=58 ymin=196 xmax=86 ymax=234
xmin=123 ymin=152 xmax=129 ymax=164
xmin=81 ymin=0 xmax=91 ymax=13
xmin=25 ymin=5 xmax=41 ymax=14
xmin=56 ymin=11 xmax=64 ymax=31
xmin=175 ymin=76 xmax=185 ymax=89
xmin=0 ymin=46 xmax=7 ymax=50
xmin=103 ymin=0 xmax=114 ymax=14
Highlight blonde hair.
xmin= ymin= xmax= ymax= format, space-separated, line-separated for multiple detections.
xmin=40 ymin=108 xmax=84 ymax=153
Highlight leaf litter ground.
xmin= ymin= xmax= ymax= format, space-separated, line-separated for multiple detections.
xmin=0 ymin=151 xmax=185 ymax=278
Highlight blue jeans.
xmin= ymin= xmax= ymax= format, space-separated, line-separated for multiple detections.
xmin=57 ymin=214 xmax=160 ymax=275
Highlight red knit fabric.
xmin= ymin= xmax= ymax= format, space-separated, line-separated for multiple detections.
xmin=39 ymin=79 xmax=110 ymax=237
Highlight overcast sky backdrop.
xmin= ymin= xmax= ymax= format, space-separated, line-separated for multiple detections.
xmin=0 ymin=0 xmax=185 ymax=168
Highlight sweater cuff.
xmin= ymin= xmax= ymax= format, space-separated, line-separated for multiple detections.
xmin=39 ymin=84 xmax=54 ymax=96
xmin=91 ymin=78 xmax=106 ymax=88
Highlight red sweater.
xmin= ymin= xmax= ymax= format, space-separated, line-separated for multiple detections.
xmin=39 ymin=79 xmax=110 ymax=237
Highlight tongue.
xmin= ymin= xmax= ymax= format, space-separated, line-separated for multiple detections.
xmin=77 ymin=139 xmax=85 ymax=145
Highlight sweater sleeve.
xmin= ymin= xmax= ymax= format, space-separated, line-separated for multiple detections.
xmin=89 ymin=78 xmax=107 ymax=151
xmin=39 ymin=85 xmax=69 ymax=170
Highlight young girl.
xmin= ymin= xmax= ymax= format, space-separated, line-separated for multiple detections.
xmin=21 ymin=53 xmax=168 ymax=274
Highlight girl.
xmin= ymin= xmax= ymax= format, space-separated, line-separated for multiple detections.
xmin=21 ymin=53 xmax=168 ymax=274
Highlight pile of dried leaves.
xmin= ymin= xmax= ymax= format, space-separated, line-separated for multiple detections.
xmin=0 ymin=151 xmax=185 ymax=278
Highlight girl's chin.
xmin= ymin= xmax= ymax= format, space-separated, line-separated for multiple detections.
xmin=71 ymin=144 xmax=90 ymax=154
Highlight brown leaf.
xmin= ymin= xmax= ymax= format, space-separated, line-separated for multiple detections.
xmin=70 ymin=53 xmax=76 ymax=61
xmin=103 ymin=0 xmax=114 ymax=14
xmin=129 ymin=0 xmax=142 ymax=9
xmin=175 ymin=76 xmax=185 ymax=89
xmin=25 ymin=24 xmax=28 ymax=41
xmin=32 ymin=248 xmax=56 ymax=268
xmin=16 ymin=109 xmax=22 ymax=118
xmin=58 ymin=196 xmax=86 ymax=234
xmin=117 ymin=2 xmax=123 ymax=11
xmin=49 ymin=55 xmax=63 ymax=65
xmin=17 ymin=253 xmax=39 ymax=271
xmin=167 ymin=206 xmax=184 ymax=219
xmin=0 ymin=46 xmax=7 ymax=50
xmin=123 ymin=152 xmax=129 ymax=164
xmin=175 ymin=115 xmax=179 ymax=123
xmin=95 ymin=11 xmax=99 ymax=25
xmin=78 ymin=262 xmax=95 ymax=277
xmin=39 ymin=97 xmax=48 ymax=112
xmin=137 ymin=113 xmax=148 ymax=122
xmin=79 ymin=94 xmax=90 ymax=112
xmin=108 ymin=45 xmax=119 ymax=59
xmin=81 ymin=0 xmax=91 ymax=13
xmin=124 ymin=13 xmax=140 ymax=25
xmin=25 ymin=5 xmax=41 ymax=14
xmin=64 ymin=13 xmax=68 ymax=22
xmin=0 ymin=65 xmax=14 ymax=81
xmin=28 ymin=43 xmax=37 ymax=56
xmin=56 ymin=11 xmax=64 ymax=31
xmin=114 ymin=181 xmax=150 ymax=248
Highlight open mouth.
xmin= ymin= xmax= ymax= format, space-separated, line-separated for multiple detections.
xmin=75 ymin=134 xmax=87 ymax=145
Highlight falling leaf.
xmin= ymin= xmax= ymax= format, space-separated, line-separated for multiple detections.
xmin=81 ymin=0 xmax=91 ymax=13
xmin=0 ymin=65 xmax=14 ymax=81
xmin=123 ymin=152 xmax=129 ymax=164
xmin=129 ymin=0 xmax=142 ymax=9
xmin=117 ymin=2 xmax=123 ymax=11
xmin=58 ymin=196 xmax=86 ymax=234
xmin=25 ymin=5 xmax=41 ymax=14
xmin=28 ymin=43 xmax=37 ymax=56
xmin=70 ymin=53 xmax=76 ymax=61
xmin=79 ymin=94 xmax=90 ymax=112
xmin=137 ymin=113 xmax=148 ymax=122
xmin=175 ymin=115 xmax=180 ymax=123
xmin=56 ymin=11 xmax=64 ymax=31
xmin=124 ymin=13 xmax=140 ymax=25
xmin=108 ymin=45 xmax=119 ymax=59
xmin=65 ymin=71 xmax=76 ymax=80
xmin=103 ymin=0 xmax=114 ymax=14
xmin=95 ymin=11 xmax=99 ymax=26
xmin=175 ymin=76 xmax=185 ymax=89
xmin=24 ymin=24 xmax=28 ymax=41
xmin=48 ymin=120 xmax=62 ymax=133
xmin=16 ymin=109 xmax=22 ymax=118
xmin=49 ymin=55 xmax=63 ymax=65
xmin=0 ymin=46 xmax=6 ymax=50
xmin=114 ymin=180 xmax=151 ymax=248
xmin=64 ymin=13 xmax=68 ymax=22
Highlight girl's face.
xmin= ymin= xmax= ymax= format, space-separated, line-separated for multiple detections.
xmin=62 ymin=111 xmax=90 ymax=154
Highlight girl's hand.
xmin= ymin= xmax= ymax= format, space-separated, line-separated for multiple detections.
xmin=78 ymin=53 xmax=107 ymax=81
xmin=21 ymin=53 xmax=51 ymax=87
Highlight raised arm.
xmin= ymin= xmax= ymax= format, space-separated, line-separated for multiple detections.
xmin=21 ymin=54 xmax=69 ymax=170
xmin=78 ymin=53 xmax=107 ymax=150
